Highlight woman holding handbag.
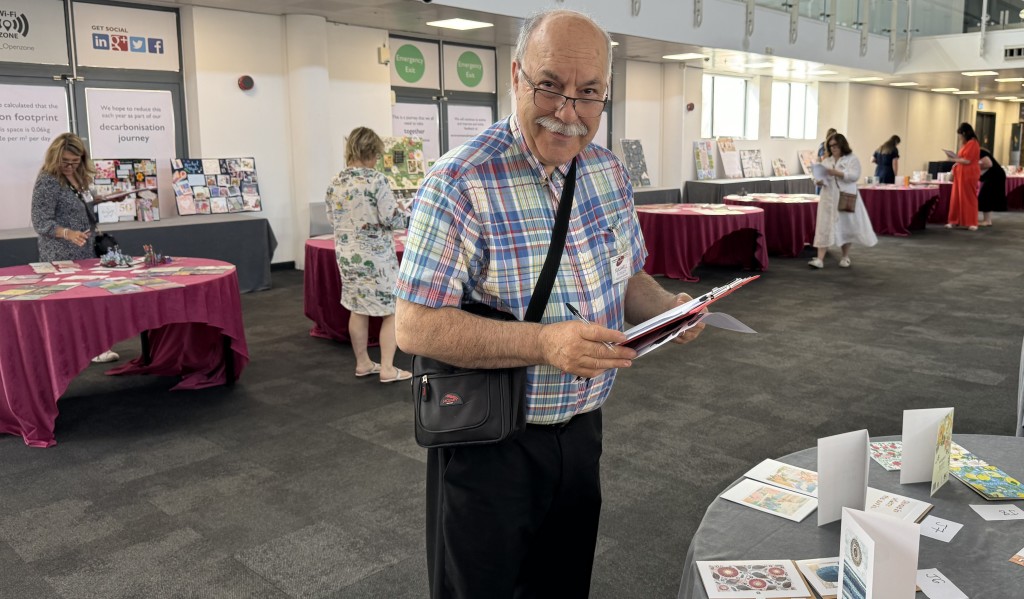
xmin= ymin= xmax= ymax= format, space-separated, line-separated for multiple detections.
xmin=30 ymin=133 xmax=121 ymax=363
xmin=809 ymin=133 xmax=878 ymax=269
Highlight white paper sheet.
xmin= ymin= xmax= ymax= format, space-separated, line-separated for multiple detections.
xmin=969 ymin=503 xmax=1024 ymax=521
xmin=917 ymin=568 xmax=968 ymax=599
xmin=919 ymin=515 xmax=963 ymax=542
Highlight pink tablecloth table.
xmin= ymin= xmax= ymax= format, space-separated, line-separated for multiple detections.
xmin=723 ymin=193 xmax=818 ymax=257
xmin=0 ymin=258 xmax=249 ymax=448
xmin=636 ymin=203 xmax=768 ymax=282
xmin=924 ymin=181 xmax=952 ymax=224
xmin=303 ymin=233 xmax=405 ymax=344
xmin=1006 ymin=176 xmax=1024 ymax=210
xmin=857 ymin=184 xmax=939 ymax=236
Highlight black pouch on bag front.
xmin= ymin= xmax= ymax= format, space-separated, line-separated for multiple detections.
xmin=412 ymin=303 xmax=527 ymax=449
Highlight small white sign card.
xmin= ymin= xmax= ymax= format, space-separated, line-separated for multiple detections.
xmin=968 ymin=503 xmax=1024 ymax=521
xmin=743 ymin=458 xmax=818 ymax=497
xmin=918 ymin=515 xmax=963 ymax=543
xmin=817 ymin=429 xmax=869 ymax=526
xmin=695 ymin=560 xmax=812 ymax=598
xmin=839 ymin=507 xmax=920 ymax=599
xmin=916 ymin=568 xmax=969 ymax=599
xmin=794 ymin=557 xmax=839 ymax=599
xmin=900 ymin=408 xmax=954 ymax=496
xmin=865 ymin=487 xmax=933 ymax=523
xmin=720 ymin=479 xmax=818 ymax=523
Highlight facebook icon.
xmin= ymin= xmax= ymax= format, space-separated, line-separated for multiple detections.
xmin=92 ymin=33 xmax=109 ymax=50
xmin=148 ymin=38 xmax=164 ymax=54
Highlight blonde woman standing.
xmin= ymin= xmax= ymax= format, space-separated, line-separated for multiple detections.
xmin=325 ymin=127 xmax=410 ymax=383
xmin=810 ymin=133 xmax=878 ymax=269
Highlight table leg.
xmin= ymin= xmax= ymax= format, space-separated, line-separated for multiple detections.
xmin=140 ymin=330 xmax=152 ymax=365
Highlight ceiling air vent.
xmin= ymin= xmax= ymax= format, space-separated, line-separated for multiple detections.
xmin=1005 ymin=45 xmax=1024 ymax=60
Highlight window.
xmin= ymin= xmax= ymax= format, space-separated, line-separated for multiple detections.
xmin=701 ymin=74 xmax=749 ymax=139
xmin=769 ymin=81 xmax=818 ymax=139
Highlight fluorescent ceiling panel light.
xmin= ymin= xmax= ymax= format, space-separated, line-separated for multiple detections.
xmin=952 ymin=90 xmax=978 ymax=95
xmin=850 ymin=76 xmax=883 ymax=82
xmin=961 ymin=71 xmax=999 ymax=76
xmin=994 ymin=96 xmax=1019 ymax=100
xmin=610 ymin=41 xmax=619 ymax=46
xmin=809 ymin=70 xmax=838 ymax=76
xmin=662 ymin=53 xmax=705 ymax=60
xmin=743 ymin=62 xmax=775 ymax=68
xmin=931 ymin=87 xmax=959 ymax=92
xmin=993 ymin=77 xmax=1024 ymax=82
xmin=425 ymin=18 xmax=493 ymax=30
xmin=889 ymin=82 xmax=918 ymax=86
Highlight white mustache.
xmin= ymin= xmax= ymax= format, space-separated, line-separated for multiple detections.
xmin=535 ymin=116 xmax=588 ymax=137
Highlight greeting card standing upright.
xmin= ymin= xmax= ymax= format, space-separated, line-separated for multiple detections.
xmin=900 ymin=408 xmax=954 ymax=496
xmin=817 ymin=429 xmax=869 ymax=526
xmin=838 ymin=507 xmax=919 ymax=599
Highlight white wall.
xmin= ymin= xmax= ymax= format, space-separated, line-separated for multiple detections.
xmin=327 ymin=23 xmax=392 ymax=171
xmin=180 ymin=7 xmax=294 ymax=262
xmin=620 ymin=60 xmax=664 ymax=186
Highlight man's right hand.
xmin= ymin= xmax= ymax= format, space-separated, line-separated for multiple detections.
xmin=538 ymin=320 xmax=635 ymax=379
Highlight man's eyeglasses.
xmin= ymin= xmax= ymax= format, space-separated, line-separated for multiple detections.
xmin=520 ymin=71 xmax=607 ymax=118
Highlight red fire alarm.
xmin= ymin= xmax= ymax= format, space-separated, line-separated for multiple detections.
xmin=237 ymin=75 xmax=254 ymax=91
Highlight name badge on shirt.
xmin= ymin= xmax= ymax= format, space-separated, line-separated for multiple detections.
xmin=610 ymin=253 xmax=631 ymax=284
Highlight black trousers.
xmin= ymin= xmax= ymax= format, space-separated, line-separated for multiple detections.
xmin=426 ymin=408 xmax=603 ymax=599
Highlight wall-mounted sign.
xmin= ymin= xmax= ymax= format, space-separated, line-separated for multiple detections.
xmin=0 ymin=84 xmax=70 ymax=230
xmin=446 ymin=104 xmax=493 ymax=149
xmin=392 ymin=102 xmax=440 ymax=165
xmin=442 ymin=45 xmax=496 ymax=93
xmin=389 ymin=38 xmax=439 ymax=90
xmin=0 ymin=0 xmax=69 ymax=65
xmin=73 ymin=2 xmax=179 ymax=71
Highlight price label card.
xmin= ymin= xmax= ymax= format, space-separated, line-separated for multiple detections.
xmin=919 ymin=515 xmax=963 ymax=543
xmin=916 ymin=569 xmax=968 ymax=599
xmin=969 ymin=503 xmax=1024 ymax=521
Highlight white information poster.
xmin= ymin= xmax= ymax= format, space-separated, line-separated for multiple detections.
xmin=85 ymin=88 xmax=176 ymax=216
xmin=389 ymin=38 xmax=440 ymax=90
xmin=442 ymin=45 xmax=496 ymax=93
xmin=0 ymin=0 xmax=69 ymax=65
xmin=0 ymin=84 xmax=69 ymax=230
xmin=392 ymin=102 xmax=440 ymax=166
xmin=446 ymin=104 xmax=493 ymax=150
xmin=73 ymin=2 xmax=179 ymax=71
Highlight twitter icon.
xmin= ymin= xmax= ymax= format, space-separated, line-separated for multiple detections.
xmin=129 ymin=36 xmax=146 ymax=53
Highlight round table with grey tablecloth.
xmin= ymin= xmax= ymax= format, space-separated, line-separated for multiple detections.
xmin=678 ymin=434 xmax=1024 ymax=598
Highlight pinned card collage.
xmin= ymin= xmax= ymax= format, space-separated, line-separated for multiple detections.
xmin=170 ymin=157 xmax=263 ymax=216
xmin=90 ymin=159 xmax=159 ymax=222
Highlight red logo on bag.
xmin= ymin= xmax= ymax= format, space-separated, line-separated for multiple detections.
xmin=440 ymin=393 xmax=463 ymax=406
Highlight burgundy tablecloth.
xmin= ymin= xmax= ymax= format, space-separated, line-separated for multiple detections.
xmin=857 ymin=185 xmax=939 ymax=236
xmin=0 ymin=258 xmax=248 ymax=448
xmin=1007 ymin=176 xmax=1024 ymax=210
xmin=303 ymin=233 xmax=406 ymax=344
xmin=723 ymin=194 xmax=818 ymax=257
xmin=637 ymin=204 xmax=768 ymax=282
xmin=928 ymin=181 xmax=952 ymax=224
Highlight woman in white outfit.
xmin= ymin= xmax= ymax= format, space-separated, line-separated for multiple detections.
xmin=809 ymin=132 xmax=877 ymax=268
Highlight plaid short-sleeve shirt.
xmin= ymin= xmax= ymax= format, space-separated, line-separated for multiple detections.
xmin=396 ymin=115 xmax=647 ymax=424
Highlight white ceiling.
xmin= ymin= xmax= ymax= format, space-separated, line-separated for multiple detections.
xmin=138 ymin=0 xmax=1024 ymax=101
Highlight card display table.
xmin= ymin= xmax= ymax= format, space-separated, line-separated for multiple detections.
xmin=723 ymin=194 xmax=818 ymax=257
xmin=684 ymin=176 xmax=814 ymax=204
xmin=1006 ymin=176 xmax=1024 ymax=210
xmin=636 ymin=204 xmax=768 ymax=282
xmin=303 ymin=233 xmax=405 ymax=345
xmin=921 ymin=181 xmax=952 ymax=224
xmin=0 ymin=258 xmax=249 ymax=448
xmin=857 ymin=185 xmax=939 ymax=236
xmin=678 ymin=434 xmax=1024 ymax=599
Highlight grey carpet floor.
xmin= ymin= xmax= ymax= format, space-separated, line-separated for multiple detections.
xmin=1 ymin=213 xmax=1022 ymax=598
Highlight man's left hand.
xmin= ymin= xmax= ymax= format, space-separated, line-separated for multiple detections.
xmin=670 ymin=292 xmax=705 ymax=345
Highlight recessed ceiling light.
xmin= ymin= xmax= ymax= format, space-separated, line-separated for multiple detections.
xmin=809 ymin=70 xmax=838 ymax=76
xmin=890 ymin=82 xmax=918 ymax=86
xmin=610 ymin=41 xmax=619 ymax=46
xmin=850 ymin=76 xmax=884 ymax=82
xmin=425 ymin=18 xmax=493 ymax=30
xmin=994 ymin=96 xmax=1019 ymax=101
xmin=961 ymin=70 xmax=999 ymax=76
xmin=743 ymin=62 xmax=775 ymax=68
xmin=994 ymin=77 xmax=1024 ymax=82
xmin=662 ymin=53 xmax=705 ymax=61
xmin=952 ymin=90 xmax=978 ymax=95
xmin=931 ymin=87 xmax=958 ymax=92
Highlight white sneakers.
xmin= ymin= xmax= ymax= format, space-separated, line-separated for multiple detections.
xmin=839 ymin=257 xmax=851 ymax=268
xmin=808 ymin=257 xmax=824 ymax=269
xmin=91 ymin=350 xmax=120 ymax=363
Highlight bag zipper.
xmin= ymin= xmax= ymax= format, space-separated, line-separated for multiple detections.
xmin=420 ymin=375 xmax=429 ymax=402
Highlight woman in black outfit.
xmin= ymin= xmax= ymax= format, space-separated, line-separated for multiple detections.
xmin=977 ymin=148 xmax=1006 ymax=227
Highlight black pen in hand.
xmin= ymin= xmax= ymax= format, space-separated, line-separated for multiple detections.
xmin=564 ymin=303 xmax=616 ymax=351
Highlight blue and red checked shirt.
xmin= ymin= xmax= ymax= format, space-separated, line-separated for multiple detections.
xmin=395 ymin=115 xmax=647 ymax=424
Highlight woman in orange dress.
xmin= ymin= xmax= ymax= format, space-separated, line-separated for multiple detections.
xmin=946 ymin=122 xmax=981 ymax=231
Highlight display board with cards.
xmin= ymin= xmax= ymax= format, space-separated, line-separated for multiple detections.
xmin=169 ymin=157 xmax=263 ymax=216
xmin=90 ymin=159 xmax=159 ymax=222
xmin=374 ymin=136 xmax=426 ymax=195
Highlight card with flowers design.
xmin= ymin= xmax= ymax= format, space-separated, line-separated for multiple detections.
xmin=868 ymin=441 xmax=902 ymax=471
xmin=949 ymin=443 xmax=1024 ymax=500
xmin=744 ymin=458 xmax=818 ymax=497
xmin=695 ymin=560 xmax=811 ymax=598
xmin=794 ymin=557 xmax=838 ymax=599
xmin=720 ymin=479 xmax=817 ymax=522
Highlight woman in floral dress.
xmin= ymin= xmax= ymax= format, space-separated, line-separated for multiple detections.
xmin=325 ymin=128 xmax=410 ymax=383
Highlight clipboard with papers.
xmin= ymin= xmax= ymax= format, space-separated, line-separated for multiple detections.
xmin=621 ymin=275 xmax=759 ymax=357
